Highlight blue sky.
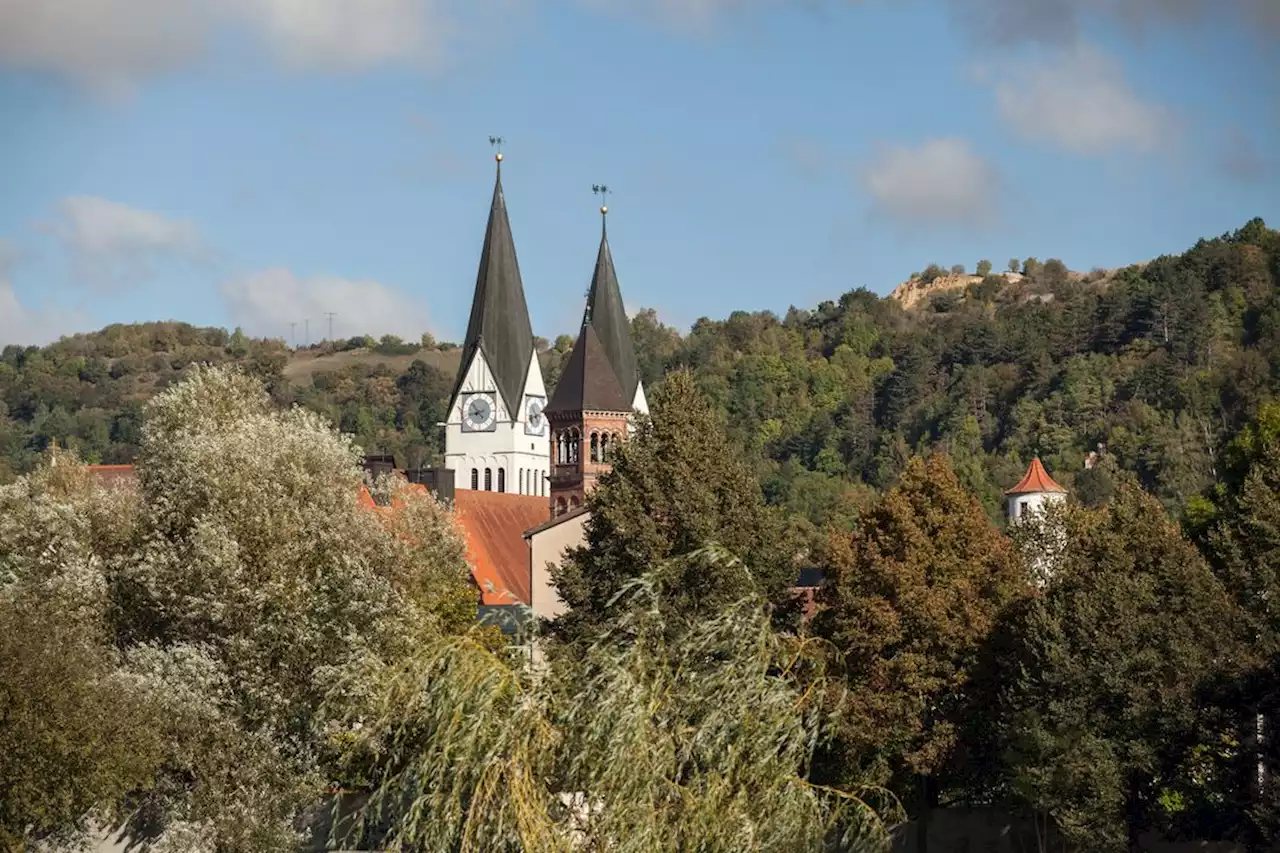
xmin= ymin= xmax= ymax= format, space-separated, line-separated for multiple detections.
xmin=1 ymin=0 xmax=1277 ymax=347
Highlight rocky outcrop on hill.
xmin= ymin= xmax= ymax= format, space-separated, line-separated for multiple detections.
xmin=889 ymin=271 xmax=1024 ymax=309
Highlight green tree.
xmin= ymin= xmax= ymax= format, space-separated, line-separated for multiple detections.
xmin=950 ymin=263 xmax=966 ymax=276
xmin=1008 ymin=257 xmax=1020 ymax=273
xmin=551 ymin=369 xmax=796 ymax=642
xmin=976 ymin=259 xmax=993 ymax=277
xmin=813 ymin=455 xmax=1027 ymax=808
xmin=978 ymin=486 xmax=1243 ymax=850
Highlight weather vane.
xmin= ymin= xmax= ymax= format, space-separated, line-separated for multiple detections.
xmin=489 ymin=135 xmax=504 ymax=162
xmin=592 ymin=183 xmax=611 ymax=214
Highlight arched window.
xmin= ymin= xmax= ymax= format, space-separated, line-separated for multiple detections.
xmin=470 ymin=468 xmax=479 ymax=490
xmin=556 ymin=432 xmax=567 ymax=465
xmin=570 ymin=494 xmax=581 ymax=508
xmin=539 ymin=473 xmax=545 ymax=496
xmin=590 ymin=432 xmax=600 ymax=462
xmin=520 ymin=468 xmax=526 ymax=494
xmin=600 ymin=432 xmax=610 ymax=461
xmin=497 ymin=468 xmax=505 ymax=493
xmin=484 ymin=468 xmax=492 ymax=491
xmin=568 ymin=429 xmax=580 ymax=464
xmin=555 ymin=497 xmax=567 ymax=517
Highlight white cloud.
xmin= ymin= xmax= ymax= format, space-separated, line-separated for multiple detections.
xmin=220 ymin=267 xmax=433 ymax=342
xmin=989 ymin=44 xmax=1179 ymax=156
xmin=861 ymin=138 xmax=999 ymax=228
xmin=230 ymin=0 xmax=447 ymax=71
xmin=0 ymin=239 xmax=90 ymax=347
xmin=47 ymin=196 xmax=203 ymax=287
xmin=0 ymin=0 xmax=459 ymax=93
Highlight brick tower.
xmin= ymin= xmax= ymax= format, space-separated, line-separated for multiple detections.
xmin=544 ymin=196 xmax=646 ymax=517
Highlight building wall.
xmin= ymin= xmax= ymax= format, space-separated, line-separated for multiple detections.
xmin=1005 ymin=489 xmax=1066 ymax=522
xmin=444 ymin=348 xmax=549 ymax=495
xmin=528 ymin=510 xmax=589 ymax=621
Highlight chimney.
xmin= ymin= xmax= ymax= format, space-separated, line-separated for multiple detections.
xmin=406 ymin=467 xmax=456 ymax=503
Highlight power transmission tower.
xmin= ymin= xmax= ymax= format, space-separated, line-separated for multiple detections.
xmin=290 ymin=322 xmax=297 ymax=349
xmin=325 ymin=312 xmax=336 ymax=342
xmin=304 ymin=318 xmax=310 ymax=347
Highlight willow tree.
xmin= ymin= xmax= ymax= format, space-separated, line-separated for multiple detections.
xmin=343 ymin=548 xmax=896 ymax=853
xmin=1 ymin=366 xmax=478 ymax=851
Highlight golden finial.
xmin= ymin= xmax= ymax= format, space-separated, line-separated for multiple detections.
xmin=593 ymin=184 xmax=611 ymax=219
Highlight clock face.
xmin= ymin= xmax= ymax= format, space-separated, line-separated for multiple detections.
xmin=462 ymin=393 xmax=497 ymax=432
xmin=524 ymin=396 xmax=546 ymax=436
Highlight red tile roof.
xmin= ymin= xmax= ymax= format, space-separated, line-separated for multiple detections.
xmin=86 ymin=464 xmax=548 ymax=607
xmin=84 ymin=464 xmax=138 ymax=485
xmin=1005 ymin=457 xmax=1067 ymax=495
xmin=453 ymin=490 xmax=549 ymax=606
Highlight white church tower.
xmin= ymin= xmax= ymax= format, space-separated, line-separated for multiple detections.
xmin=443 ymin=151 xmax=549 ymax=496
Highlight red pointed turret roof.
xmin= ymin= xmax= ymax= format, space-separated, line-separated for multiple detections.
xmin=1005 ymin=457 xmax=1067 ymax=495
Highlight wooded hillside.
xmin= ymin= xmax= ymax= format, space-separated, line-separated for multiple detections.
xmin=3 ymin=217 xmax=1277 ymax=537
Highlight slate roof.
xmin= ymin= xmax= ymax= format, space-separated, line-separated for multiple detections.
xmin=1005 ymin=457 xmax=1067 ymax=495
xmin=582 ymin=221 xmax=640 ymax=403
xmin=545 ymin=215 xmax=641 ymax=417
xmin=450 ymin=160 xmax=536 ymax=417
xmin=545 ymin=323 xmax=631 ymax=415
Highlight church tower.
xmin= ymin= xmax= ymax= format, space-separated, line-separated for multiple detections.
xmin=544 ymin=195 xmax=646 ymax=517
xmin=443 ymin=150 xmax=550 ymax=495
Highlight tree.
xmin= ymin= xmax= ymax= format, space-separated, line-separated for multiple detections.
xmin=921 ymin=263 xmax=947 ymax=283
xmin=950 ymin=263 xmax=966 ymax=276
xmin=813 ymin=455 xmax=1027 ymax=807
xmin=1008 ymin=258 xmax=1020 ymax=273
xmin=1022 ymin=257 xmax=1042 ymax=277
xmin=551 ymin=369 xmax=797 ymax=643
xmin=0 ymin=366 xmax=478 ymax=850
xmin=977 ymin=486 xmax=1243 ymax=850
xmin=0 ymin=458 xmax=163 ymax=850
xmin=976 ymin=259 xmax=993 ymax=277
xmin=344 ymin=554 xmax=895 ymax=852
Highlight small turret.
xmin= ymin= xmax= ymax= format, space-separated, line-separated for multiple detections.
xmin=1005 ymin=457 xmax=1067 ymax=523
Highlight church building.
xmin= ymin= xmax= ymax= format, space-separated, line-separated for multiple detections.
xmin=437 ymin=153 xmax=648 ymax=626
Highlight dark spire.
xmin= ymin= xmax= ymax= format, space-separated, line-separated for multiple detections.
xmin=451 ymin=149 xmax=535 ymax=416
xmin=579 ymin=196 xmax=640 ymax=404
xmin=545 ymin=323 xmax=630 ymax=414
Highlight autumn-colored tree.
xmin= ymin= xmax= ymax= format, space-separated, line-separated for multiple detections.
xmin=978 ymin=486 xmax=1243 ymax=851
xmin=550 ymin=369 xmax=796 ymax=643
xmin=812 ymin=455 xmax=1026 ymax=807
